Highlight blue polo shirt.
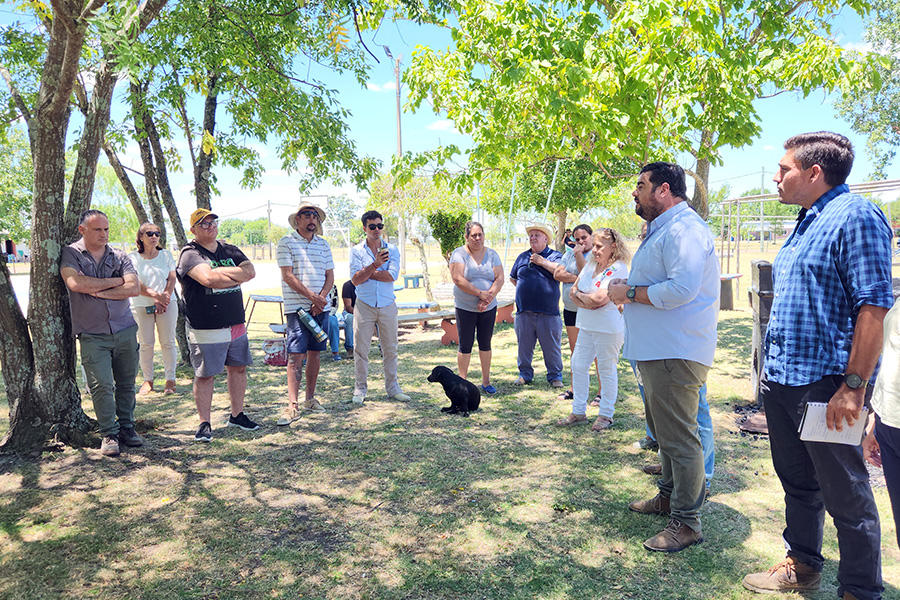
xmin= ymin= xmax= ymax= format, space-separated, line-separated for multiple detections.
xmin=764 ymin=184 xmax=894 ymax=386
xmin=510 ymin=246 xmax=563 ymax=315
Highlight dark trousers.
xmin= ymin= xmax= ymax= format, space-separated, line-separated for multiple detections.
xmin=874 ymin=414 xmax=900 ymax=550
xmin=762 ymin=375 xmax=883 ymax=600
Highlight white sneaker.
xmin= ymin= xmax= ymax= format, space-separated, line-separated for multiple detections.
xmin=390 ymin=392 xmax=411 ymax=402
xmin=349 ymin=395 xmax=365 ymax=404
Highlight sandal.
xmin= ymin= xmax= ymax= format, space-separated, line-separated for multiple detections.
xmin=591 ymin=416 xmax=613 ymax=432
xmin=557 ymin=389 xmax=574 ymax=401
xmin=555 ymin=414 xmax=588 ymax=427
xmin=589 ymin=394 xmax=601 ymax=407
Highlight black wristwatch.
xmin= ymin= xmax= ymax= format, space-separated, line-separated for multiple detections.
xmin=844 ymin=373 xmax=867 ymax=390
xmin=626 ymin=286 xmax=637 ymax=301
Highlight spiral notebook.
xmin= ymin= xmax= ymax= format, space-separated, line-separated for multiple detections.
xmin=798 ymin=402 xmax=868 ymax=446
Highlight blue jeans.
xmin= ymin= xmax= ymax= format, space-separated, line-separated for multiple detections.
xmin=631 ymin=360 xmax=715 ymax=481
xmin=514 ymin=311 xmax=563 ymax=383
xmin=328 ymin=314 xmax=340 ymax=354
xmin=342 ymin=311 xmax=354 ymax=350
xmin=763 ymin=375 xmax=882 ymax=600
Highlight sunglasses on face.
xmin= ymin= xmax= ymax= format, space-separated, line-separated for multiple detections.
xmin=367 ymin=223 xmax=385 ymax=230
xmin=144 ymin=231 xmax=161 ymax=237
xmin=197 ymin=220 xmax=218 ymax=230
xmin=298 ymin=210 xmax=319 ymax=219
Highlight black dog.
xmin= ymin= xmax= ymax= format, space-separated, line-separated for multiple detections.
xmin=427 ymin=365 xmax=481 ymax=417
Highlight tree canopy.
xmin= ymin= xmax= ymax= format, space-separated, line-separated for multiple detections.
xmin=399 ymin=0 xmax=883 ymax=195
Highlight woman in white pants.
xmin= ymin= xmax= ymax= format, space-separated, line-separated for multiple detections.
xmin=128 ymin=223 xmax=178 ymax=396
xmin=556 ymin=227 xmax=630 ymax=431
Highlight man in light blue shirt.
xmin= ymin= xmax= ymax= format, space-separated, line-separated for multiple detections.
xmin=346 ymin=210 xmax=410 ymax=405
xmin=609 ymin=162 xmax=719 ymax=553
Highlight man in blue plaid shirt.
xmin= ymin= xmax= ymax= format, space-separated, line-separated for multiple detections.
xmin=743 ymin=132 xmax=893 ymax=600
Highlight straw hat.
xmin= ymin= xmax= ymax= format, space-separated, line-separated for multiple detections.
xmin=525 ymin=223 xmax=553 ymax=241
xmin=288 ymin=203 xmax=326 ymax=236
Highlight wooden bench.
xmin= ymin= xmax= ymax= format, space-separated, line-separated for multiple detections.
xmin=720 ymin=273 xmax=743 ymax=311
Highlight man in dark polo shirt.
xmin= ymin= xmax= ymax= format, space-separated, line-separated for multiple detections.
xmin=177 ymin=208 xmax=259 ymax=442
xmin=60 ymin=209 xmax=142 ymax=457
xmin=509 ymin=223 xmax=564 ymax=387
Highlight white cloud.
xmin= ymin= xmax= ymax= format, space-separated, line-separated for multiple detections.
xmin=843 ymin=41 xmax=874 ymax=54
xmin=763 ymin=145 xmax=775 ymax=151
xmin=366 ymin=81 xmax=398 ymax=92
xmin=426 ymin=119 xmax=458 ymax=132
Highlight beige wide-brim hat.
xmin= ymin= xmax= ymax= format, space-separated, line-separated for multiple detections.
xmin=288 ymin=203 xmax=326 ymax=236
xmin=525 ymin=223 xmax=553 ymax=242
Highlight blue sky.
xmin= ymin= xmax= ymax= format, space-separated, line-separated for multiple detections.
xmin=2 ymin=3 xmax=897 ymax=230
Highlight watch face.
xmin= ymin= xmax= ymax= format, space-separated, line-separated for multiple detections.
xmin=626 ymin=287 xmax=636 ymax=299
xmin=845 ymin=374 xmax=864 ymax=389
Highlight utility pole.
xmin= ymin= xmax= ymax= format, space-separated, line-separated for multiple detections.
xmin=760 ymin=167 xmax=765 ymax=252
xmin=384 ymin=46 xmax=406 ymax=272
xmin=267 ymin=197 xmax=272 ymax=259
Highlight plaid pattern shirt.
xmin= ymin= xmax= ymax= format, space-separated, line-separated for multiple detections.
xmin=764 ymin=184 xmax=894 ymax=386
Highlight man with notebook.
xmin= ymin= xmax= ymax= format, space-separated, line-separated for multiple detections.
xmin=742 ymin=132 xmax=893 ymax=600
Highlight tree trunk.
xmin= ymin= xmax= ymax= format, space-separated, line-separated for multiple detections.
xmin=64 ymin=64 xmax=117 ymax=241
xmin=145 ymin=112 xmax=187 ymax=246
xmin=2 ymin=105 xmax=94 ymax=454
xmin=102 ymin=141 xmax=149 ymax=224
xmin=131 ymin=82 xmax=167 ymax=243
xmin=555 ymin=209 xmax=567 ymax=251
xmin=690 ymin=129 xmax=712 ymax=220
xmin=194 ymin=72 xmax=219 ymax=210
xmin=410 ymin=237 xmax=434 ymax=303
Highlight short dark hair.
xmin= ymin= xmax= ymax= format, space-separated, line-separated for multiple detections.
xmin=784 ymin=131 xmax=854 ymax=187
xmin=572 ymin=224 xmax=592 ymax=236
xmin=465 ymin=221 xmax=484 ymax=238
xmin=639 ymin=162 xmax=687 ymax=200
xmin=79 ymin=209 xmax=107 ymax=225
xmin=361 ymin=210 xmax=383 ymax=226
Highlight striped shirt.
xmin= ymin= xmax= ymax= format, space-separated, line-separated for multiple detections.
xmin=764 ymin=184 xmax=894 ymax=386
xmin=276 ymin=231 xmax=334 ymax=313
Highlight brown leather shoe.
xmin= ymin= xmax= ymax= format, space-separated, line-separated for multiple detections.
xmin=742 ymin=556 xmax=821 ymax=594
xmin=628 ymin=493 xmax=670 ymax=515
xmin=642 ymin=464 xmax=662 ymax=475
xmin=643 ymin=518 xmax=703 ymax=552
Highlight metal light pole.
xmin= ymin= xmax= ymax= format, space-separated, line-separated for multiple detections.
xmin=384 ymin=46 xmax=406 ymax=272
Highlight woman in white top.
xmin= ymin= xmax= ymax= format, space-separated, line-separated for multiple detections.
xmin=128 ymin=223 xmax=178 ymax=396
xmin=556 ymin=227 xmax=630 ymax=431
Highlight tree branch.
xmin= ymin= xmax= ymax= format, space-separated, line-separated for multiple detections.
xmin=0 ymin=64 xmax=33 ymax=126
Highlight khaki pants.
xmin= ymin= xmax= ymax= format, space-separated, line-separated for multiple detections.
xmin=638 ymin=358 xmax=709 ymax=532
xmin=353 ymin=300 xmax=402 ymax=398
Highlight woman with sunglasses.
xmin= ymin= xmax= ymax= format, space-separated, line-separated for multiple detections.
xmin=128 ymin=223 xmax=178 ymax=396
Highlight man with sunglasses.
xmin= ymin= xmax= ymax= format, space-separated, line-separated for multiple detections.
xmin=177 ymin=208 xmax=259 ymax=442
xmin=275 ymin=203 xmax=334 ymax=425
xmin=347 ymin=210 xmax=411 ymax=405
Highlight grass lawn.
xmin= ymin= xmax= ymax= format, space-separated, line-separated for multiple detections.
xmin=1 ymin=246 xmax=899 ymax=599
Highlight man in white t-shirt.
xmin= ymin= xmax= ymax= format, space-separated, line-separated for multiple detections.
xmin=275 ymin=203 xmax=334 ymax=424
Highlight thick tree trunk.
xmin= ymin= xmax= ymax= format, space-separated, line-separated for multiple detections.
xmin=194 ymin=72 xmax=219 ymax=210
xmin=555 ymin=209 xmax=567 ymax=252
xmin=690 ymin=129 xmax=712 ymax=220
xmin=2 ymin=107 xmax=94 ymax=454
xmin=64 ymin=64 xmax=117 ymax=241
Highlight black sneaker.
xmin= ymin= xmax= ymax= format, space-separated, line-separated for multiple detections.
xmin=227 ymin=412 xmax=260 ymax=431
xmin=118 ymin=426 xmax=143 ymax=447
xmin=101 ymin=435 xmax=120 ymax=456
xmin=194 ymin=421 xmax=212 ymax=442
